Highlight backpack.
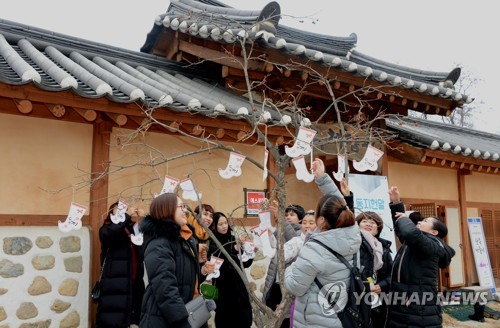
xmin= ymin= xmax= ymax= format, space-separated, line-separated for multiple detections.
xmin=311 ymin=239 xmax=372 ymax=328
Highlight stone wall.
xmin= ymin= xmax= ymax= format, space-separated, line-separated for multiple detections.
xmin=0 ymin=227 xmax=91 ymax=328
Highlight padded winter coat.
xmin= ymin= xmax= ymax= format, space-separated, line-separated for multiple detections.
xmin=139 ymin=217 xmax=200 ymax=328
xmin=387 ymin=202 xmax=455 ymax=328
xmin=96 ymin=214 xmax=144 ymax=328
xmin=284 ymin=225 xmax=362 ymax=328
xmin=208 ymin=229 xmax=253 ymax=328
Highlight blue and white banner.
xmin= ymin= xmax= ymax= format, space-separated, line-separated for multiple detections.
xmin=348 ymin=174 xmax=397 ymax=256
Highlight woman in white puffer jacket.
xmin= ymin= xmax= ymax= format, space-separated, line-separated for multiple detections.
xmin=284 ymin=181 xmax=361 ymax=327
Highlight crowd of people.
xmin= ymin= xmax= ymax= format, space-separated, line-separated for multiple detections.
xmin=94 ymin=157 xmax=455 ymax=328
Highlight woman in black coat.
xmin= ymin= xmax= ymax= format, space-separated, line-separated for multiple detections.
xmin=387 ymin=186 xmax=455 ymax=328
xmin=354 ymin=211 xmax=393 ymax=328
xmin=208 ymin=212 xmax=253 ymax=328
xmin=96 ymin=202 xmax=145 ymax=328
xmin=139 ymin=193 xmax=214 ymax=328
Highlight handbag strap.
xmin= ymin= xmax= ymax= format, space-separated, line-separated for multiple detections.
xmin=310 ymin=239 xmax=356 ymax=269
xmin=310 ymin=239 xmax=356 ymax=291
xmin=98 ymin=249 xmax=108 ymax=281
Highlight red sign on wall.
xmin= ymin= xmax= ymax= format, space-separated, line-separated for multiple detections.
xmin=244 ymin=189 xmax=266 ymax=216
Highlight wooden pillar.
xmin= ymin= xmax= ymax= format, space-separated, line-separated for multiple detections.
xmin=458 ymin=171 xmax=473 ymax=286
xmin=89 ymin=117 xmax=112 ymax=326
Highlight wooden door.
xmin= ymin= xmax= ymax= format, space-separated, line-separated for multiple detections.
xmin=409 ymin=203 xmax=437 ymax=218
xmin=409 ymin=203 xmax=456 ymax=289
xmin=481 ymin=209 xmax=500 ymax=278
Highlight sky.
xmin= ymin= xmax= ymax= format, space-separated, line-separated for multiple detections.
xmin=2 ymin=0 xmax=498 ymax=134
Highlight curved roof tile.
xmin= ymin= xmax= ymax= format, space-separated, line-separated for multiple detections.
xmin=144 ymin=0 xmax=471 ymax=106
xmin=0 ymin=18 xmax=293 ymax=126
xmin=386 ymin=115 xmax=500 ymax=162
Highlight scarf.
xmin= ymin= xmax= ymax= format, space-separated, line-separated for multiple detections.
xmin=361 ymin=230 xmax=384 ymax=272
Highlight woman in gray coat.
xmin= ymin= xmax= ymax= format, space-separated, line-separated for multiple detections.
xmin=284 ymin=193 xmax=361 ymax=327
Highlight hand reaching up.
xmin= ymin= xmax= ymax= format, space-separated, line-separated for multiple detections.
xmin=311 ymin=158 xmax=325 ymax=179
xmin=267 ymin=199 xmax=279 ymax=217
xmin=389 ymin=186 xmax=401 ymax=203
xmin=340 ymin=178 xmax=350 ymax=196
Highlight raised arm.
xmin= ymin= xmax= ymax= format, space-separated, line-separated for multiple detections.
xmin=389 ymin=186 xmax=404 ymax=222
xmin=311 ymin=158 xmax=343 ymax=199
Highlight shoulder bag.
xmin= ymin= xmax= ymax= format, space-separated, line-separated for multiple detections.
xmin=91 ymin=250 xmax=108 ymax=301
xmin=185 ymin=296 xmax=212 ymax=328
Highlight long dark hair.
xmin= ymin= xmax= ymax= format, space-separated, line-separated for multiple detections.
xmin=430 ymin=216 xmax=448 ymax=238
xmin=103 ymin=201 xmax=119 ymax=225
xmin=210 ymin=212 xmax=231 ymax=234
xmin=316 ymin=195 xmax=355 ymax=229
xmin=149 ymin=193 xmax=178 ymax=221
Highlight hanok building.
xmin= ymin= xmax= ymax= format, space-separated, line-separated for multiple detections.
xmin=0 ymin=0 xmax=499 ymax=326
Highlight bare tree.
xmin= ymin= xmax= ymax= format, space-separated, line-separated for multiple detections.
xmin=47 ymin=15 xmax=399 ymax=328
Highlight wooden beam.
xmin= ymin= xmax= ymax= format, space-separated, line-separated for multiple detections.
xmin=425 ymin=149 xmax=500 ymax=170
xmin=0 ymin=84 xmax=289 ymax=137
xmin=48 ymin=104 xmax=66 ymax=118
xmin=167 ymin=121 xmax=180 ymax=133
xmin=128 ymin=115 xmax=150 ymax=129
xmin=89 ymin=118 xmax=112 ymax=323
xmin=178 ymin=39 xmax=266 ymax=71
xmin=15 ymin=99 xmax=32 ymax=114
xmin=256 ymin=46 xmax=458 ymax=112
xmin=216 ymin=128 xmax=225 ymax=139
xmin=237 ymin=130 xmax=247 ymax=141
xmin=223 ymin=66 xmax=268 ymax=81
xmin=458 ymin=171 xmax=473 ymax=286
xmin=105 ymin=112 xmax=127 ymax=126
xmin=192 ymin=124 xmax=204 ymax=136
xmin=74 ymin=108 xmax=97 ymax=122
xmin=0 ymin=214 xmax=89 ymax=226
xmin=386 ymin=141 xmax=425 ymax=164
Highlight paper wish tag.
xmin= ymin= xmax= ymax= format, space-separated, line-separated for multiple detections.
xmin=130 ymin=222 xmax=143 ymax=245
xmin=110 ymin=199 xmax=128 ymax=224
xmin=219 ymin=152 xmax=246 ymax=179
xmin=179 ymin=178 xmax=202 ymax=201
xmin=353 ymin=145 xmax=384 ymax=172
xmin=160 ymin=175 xmax=180 ymax=194
xmin=333 ymin=154 xmax=346 ymax=182
xmin=292 ymin=156 xmax=314 ymax=183
xmin=285 ymin=126 xmax=317 ymax=158
xmin=258 ymin=211 xmax=272 ymax=230
xmin=239 ymin=241 xmax=256 ymax=262
xmin=130 ymin=233 xmax=143 ymax=245
xmin=262 ymin=149 xmax=269 ymax=181
xmin=259 ymin=229 xmax=276 ymax=258
xmin=206 ymin=256 xmax=224 ymax=280
xmin=58 ymin=202 xmax=87 ymax=233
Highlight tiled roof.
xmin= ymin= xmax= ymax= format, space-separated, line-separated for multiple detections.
xmin=0 ymin=19 xmax=293 ymax=125
xmin=386 ymin=115 xmax=500 ymax=162
xmin=143 ymin=0 xmax=472 ymax=106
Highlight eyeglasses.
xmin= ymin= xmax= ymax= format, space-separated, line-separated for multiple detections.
xmin=177 ymin=204 xmax=187 ymax=210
